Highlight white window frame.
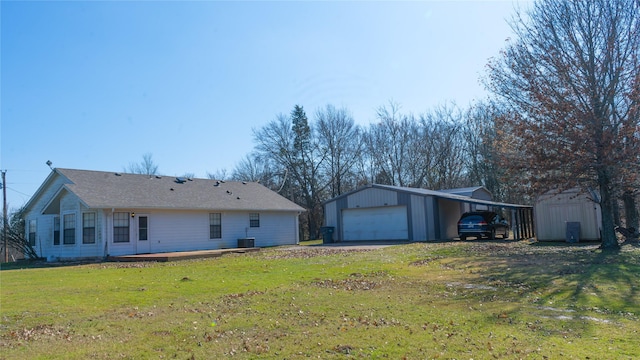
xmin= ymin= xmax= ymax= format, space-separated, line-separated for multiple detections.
xmin=209 ymin=213 xmax=222 ymax=239
xmin=53 ymin=216 xmax=60 ymax=246
xmin=63 ymin=212 xmax=76 ymax=245
xmin=113 ymin=212 xmax=130 ymax=243
xmin=249 ymin=213 xmax=260 ymax=228
xmin=28 ymin=219 xmax=37 ymax=246
xmin=82 ymin=212 xmax=96 ymax=244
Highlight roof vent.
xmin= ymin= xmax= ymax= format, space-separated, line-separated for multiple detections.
xmin=155 ymin=175 xmax=162 ymax=179
xmin=170 ymin=188 xmax=175 ymax=191
xmin=226 ymin=190 xmax=232 ymax=194
xmin=237 ymin=196 xmax=240 ymax=200
xmin=187 ymin=178 xmax=193 ymax=181
xmin=242 ymin=181 xmax=247 ymax=185
xmin=115 ymin=173 xmax=122 ymax=176
xmin=175 ymin=177 xmax=187 ymax=184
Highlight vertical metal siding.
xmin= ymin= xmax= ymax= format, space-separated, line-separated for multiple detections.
xmin=335 ymin=197 xmax=349 ymax=241
xmin=472 ymin=189 xmax=493 ymax=201
xmin=347 ymin=188 xmax=398 ymax=208
xmin=397 ymin=192 xmax=413 ymax=240
xmin=325 ymin=202 xmax=338 ymax=227
xmin=411 ymin=195 xmax=427 ymax=240
xmin=425 ymin=196 xmax=437 ymax=240
xmin=432 ymin=198 xmax=440 ymax=239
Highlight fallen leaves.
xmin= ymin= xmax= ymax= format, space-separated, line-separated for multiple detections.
xmin=5 ymin=324 xmax=72 ymax=343
xmin=409 ymin=256 xmax=445 ymax=266
xmin=262 ymin=247 xmax=374 ymax=260
xmin=312 ymin=271 xmax=390 ymax=291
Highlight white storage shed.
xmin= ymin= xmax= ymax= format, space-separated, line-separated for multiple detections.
xmin=534 ymin=189 xmax=602 ymax=241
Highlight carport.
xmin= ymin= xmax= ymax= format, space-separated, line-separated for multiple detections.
xmin=434 ymin=195 xmax=535 ymax=241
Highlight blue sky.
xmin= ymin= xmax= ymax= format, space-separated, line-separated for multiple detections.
xmin=1 ymin=1 xmax=526 ymax=209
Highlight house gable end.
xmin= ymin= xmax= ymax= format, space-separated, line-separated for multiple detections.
xmin=42 ymin=186 xmax=89 ymax=215
xmin=24 ymin=171 xmax=74 ymax=217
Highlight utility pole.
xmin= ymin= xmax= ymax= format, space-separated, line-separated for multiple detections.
xmin=2 ymin=170 xmax=8 ymax=263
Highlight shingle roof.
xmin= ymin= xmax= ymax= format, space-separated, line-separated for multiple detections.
xmin=53 ymin=168 xmax=305 ymax=212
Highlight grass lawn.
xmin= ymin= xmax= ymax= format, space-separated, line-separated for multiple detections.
xmin=1 ymin=240 xmax=638 ymax=359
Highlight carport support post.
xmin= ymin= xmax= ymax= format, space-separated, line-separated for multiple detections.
xmin=525 ymin=209 xmax=532 ymax=238
xmin=529 ymin=208 xmax=535 ymax=239
xmin=522 ymin=209 xmax=528 ymax=239
xmin=510 ymin=208 xmax=519 ymax=240
xmin=516 ymin=209 xmax=521 ymax=240
xmin=519 ymin=209 xmax=525 ymax=240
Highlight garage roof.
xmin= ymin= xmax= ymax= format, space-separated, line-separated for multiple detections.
xmin=325 ymin=184 xmax=532 ymax=209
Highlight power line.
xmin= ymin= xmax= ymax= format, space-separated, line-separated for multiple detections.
xmin=6 ymin=187 xmax=32 ymax=198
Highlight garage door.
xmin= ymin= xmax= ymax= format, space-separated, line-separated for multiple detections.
xmin=342 ymin=206 xmax=408 ymax=241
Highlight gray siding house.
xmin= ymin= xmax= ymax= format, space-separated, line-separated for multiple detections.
xmin=23 ymin=168 xmax=305 ymax=260
xmin=323 ymin=184 xmax=533 ymax=242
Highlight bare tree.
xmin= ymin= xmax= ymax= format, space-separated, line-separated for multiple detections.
xmin=463 ymin=100 xmax=528 ymax=203
xmin=366 ymin=101 xmax=416 ymax=186
xmin=125 ymin=153 xmax=159 ymax=175
xmin=230 ymin=154 xmax=287 ymax=192
xmin=0 ymin=206 xmax=38 ymax=260
xmin=253 ymin=107 xmax=327 ymax=239
xmin=315 ymin=104 xmax=362 ymax=197
xmin=419 ymin=104 xmax=468 ymax=190
xmin=206 ymin=169 xmax=229 ymax=181
xmin=486 ymin=0 xmax=640 ymax=249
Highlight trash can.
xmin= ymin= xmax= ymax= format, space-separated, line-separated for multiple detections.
xmin=566 ymin=222 xmax=580 ymax=243
xmin=320 ymin=226 xmax=334 ymax=244
xmin=237 ymin=237 xmax=255 ymax=248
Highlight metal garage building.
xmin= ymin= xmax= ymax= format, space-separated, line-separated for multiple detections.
xmin=323 ymin=184 xmax=534 ymax=242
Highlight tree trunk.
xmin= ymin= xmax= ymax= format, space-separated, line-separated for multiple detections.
xmin=612 ymin=199 xmax=621 ymax=227
xmin=598 ymin=171 xmax=620 ymax=250
xmin=623 ymin=191 xmax=639 ymax=231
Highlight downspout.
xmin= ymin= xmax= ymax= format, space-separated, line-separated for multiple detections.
xmin=296 ymin=211 xmax=301 ymax=244
xmin=38 ymin=229 xmax=43 ymax=259
xmin=104 ymin=208 xmax=113 ymax=259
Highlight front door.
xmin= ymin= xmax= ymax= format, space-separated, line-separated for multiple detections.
xmin=136 ymin=215 xmax=151 ymax=254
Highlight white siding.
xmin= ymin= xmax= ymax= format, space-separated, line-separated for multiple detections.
xmin=105 ymin=210 xmax=135 ymax=256
xmin=106 ymin=209 xmax=300 ymax=256
xmin=148 ymin=210 xmax=210 ymax=253
xmin=29 ymin=191 xmax=106 ymax=260
xmin=535 ymin=191 xmax=601 ymax=241
xmin=347 ymin=188 xmax=397 ymax=208
xmin=24 ymin=176 xmax=68 ymax=258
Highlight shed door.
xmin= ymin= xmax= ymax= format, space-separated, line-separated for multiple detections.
xmin=342 ymin=206 xmax=408 ymax=241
